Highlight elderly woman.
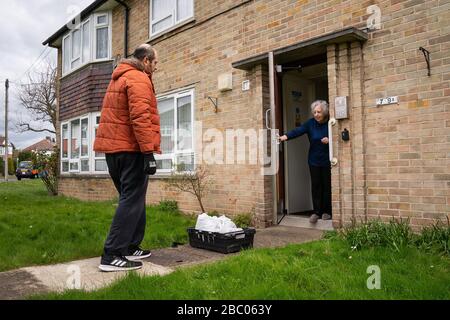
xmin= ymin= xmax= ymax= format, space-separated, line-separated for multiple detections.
xmin=279 ymin=100 xmax=332 ymax=223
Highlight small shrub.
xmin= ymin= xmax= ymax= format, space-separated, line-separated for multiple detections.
xmin=158 ymin=200 xmax=178 ymax=212
xmin=32 ymin=148 xmax=59 ymax=195
xmin=338 ymin=218 xmax=450 ymax=255
xmin=339 ymin=218 xmax=413 ymax=252
xmin=233 ymin=213 xmax=253 ymax=228
xmin=415 ymin=219 xmax=450 ymax=255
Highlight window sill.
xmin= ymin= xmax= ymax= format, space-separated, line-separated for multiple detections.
xmin=60 ymin=173 xmax=110 ymax=179
xmin=147 ymin=18 xmax=196 ymax=44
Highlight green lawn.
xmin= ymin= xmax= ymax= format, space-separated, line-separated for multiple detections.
xmin=0 ymin=180 xmax=195 ymax=272
xmin=2 ymin=180 xmax=449 ymax=300
xmin=36 ymin=239 xmax=450 ymax=300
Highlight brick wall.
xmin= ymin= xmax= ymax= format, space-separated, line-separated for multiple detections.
xmin=56 ymin=0 xmax=449 ymax=229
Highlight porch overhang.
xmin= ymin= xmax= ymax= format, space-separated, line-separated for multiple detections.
xmin=232 ymin=27 xmax=368 ymax=70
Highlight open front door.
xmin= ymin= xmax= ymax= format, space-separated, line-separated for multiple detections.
xmin=266 ymin=52 xmax=285 ymax=224
xmin=274 ymin=63 xmax=286 ymax=218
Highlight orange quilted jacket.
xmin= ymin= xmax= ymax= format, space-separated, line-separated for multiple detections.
xmin=93 ymin=59 xmax=161 ymax=154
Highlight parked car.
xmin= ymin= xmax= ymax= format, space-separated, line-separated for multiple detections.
xmin=16 ymin=161 xmax=39 ymax=180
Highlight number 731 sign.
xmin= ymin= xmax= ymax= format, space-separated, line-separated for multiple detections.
xmin=376 ymin=96 xmax=399 ymax=106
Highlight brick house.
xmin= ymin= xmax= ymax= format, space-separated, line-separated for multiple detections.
xmin=43 ymin=0 xmax=449 ymax=230
xmin=22 ymin=137 xmax=56 ymax=156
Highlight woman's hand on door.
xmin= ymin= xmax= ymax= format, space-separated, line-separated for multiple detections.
xmin=279 ymin=135 xmax=288 ymax=142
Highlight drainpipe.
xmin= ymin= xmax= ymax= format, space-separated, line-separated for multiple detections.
xmin=115 ymin=0 xmax=130 ymax=58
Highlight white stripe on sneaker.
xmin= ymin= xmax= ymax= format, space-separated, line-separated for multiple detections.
xmin=119 ymin=261 xmax=126 ymax=267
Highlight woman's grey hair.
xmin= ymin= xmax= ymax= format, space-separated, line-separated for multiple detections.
xmin=310 ymin=100 xmax=329 ymax=116
xmin=133 ymin=44 xmax=156 ymax=61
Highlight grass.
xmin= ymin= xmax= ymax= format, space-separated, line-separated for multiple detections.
xmin=35 ymin=239 xmax=450 ymax=300
xmin=0 ymin=180 xmax=196 ymax=272
xmin=3 ymin=180 xmax=449 ymax=300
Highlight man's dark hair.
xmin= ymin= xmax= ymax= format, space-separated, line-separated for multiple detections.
xmin=133 ymin=44 xmax=155 ymax=61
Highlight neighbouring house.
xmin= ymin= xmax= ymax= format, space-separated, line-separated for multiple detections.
xmin=43 ymin=0 xmax=450 ymax=230
xmin=22 ymin=136 xmax=56 ymax=156
xmin=0 ymin=136 xmax=14 ymax=159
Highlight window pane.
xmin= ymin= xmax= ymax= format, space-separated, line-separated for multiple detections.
xmin=70 ymin=162 xmax=79 ymax=171
xmin=158 ymin=98 xmax=174 ymax=154
xmin=81 ymin=160 xmax=89 ymax=172
xmin=62 ymin=124 xmax=68 ymax=158
xmin=152 ymin=0 xmax=172 ymax=20
xmin=96 ymin=27 xmax=108 ymax=59
xmin=81 ymin=118 xmax=88 ymax=157
xmin=97 ymin=15 xmax=107 ymax=25
xmin=177 ymin=0 xmax=193 ymax=21
xmin=94 ymin=128 xmax=105 ymax=158
xmin=95 ymin=159 xmax=108 ymax=171
xmin=82 ymin=21 xmax=90 ymax=63
xmin=177 ymin=95 xmax=192 ymax=151
xmin=156 ymin=159 xmax=172 ymax=170
xmin=62 ymin=161 xmax=69 ymax=172
xmin=71 ymin=58 xmax=81 ymax=69
xmin=63 ymin=37 xmax=70 ymax=73
xmin=152 ymin=16 xmax=173 ymax=34
xmin=176 ymin=153 xmax=194 ymax=172
xmin=70 ymin=119 xmax=80 ymax=159
xmin=72 ymin=29 xmax=81 ymax=59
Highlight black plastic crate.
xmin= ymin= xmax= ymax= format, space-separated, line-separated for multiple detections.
xmin=187 ymin=227 xmax=256 ymax=254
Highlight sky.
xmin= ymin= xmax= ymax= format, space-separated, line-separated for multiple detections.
xmin=0 ymin=0 xmax=93 ymax=149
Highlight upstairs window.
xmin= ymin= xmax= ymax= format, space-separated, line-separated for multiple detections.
xmin=150 ymin=0 xmax=194 ymax=37
xmin=62 ymin=12 xmax=111 ymax=76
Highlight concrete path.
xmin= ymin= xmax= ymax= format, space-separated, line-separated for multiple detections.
xmin=0 ymin=226 xmax=323 ymax=300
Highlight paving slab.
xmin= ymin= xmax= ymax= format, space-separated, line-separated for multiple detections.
xmin=0 ymin=225 xmax=323 ymax=300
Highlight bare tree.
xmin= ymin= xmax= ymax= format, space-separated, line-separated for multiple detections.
xmin=17 ymin=61 xmax=57 ymax=134
xmin=164 ymin=165 xmax=211 ymax=213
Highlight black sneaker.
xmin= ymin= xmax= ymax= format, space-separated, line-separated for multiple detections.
xmin=125 ymin=247 xmax=152 ymax=261
xmin=99 ymin=255 xmax=143 ymax=272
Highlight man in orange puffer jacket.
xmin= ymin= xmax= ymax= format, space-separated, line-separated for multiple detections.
xmin=94 ymin=44 xmax=161 ymax=272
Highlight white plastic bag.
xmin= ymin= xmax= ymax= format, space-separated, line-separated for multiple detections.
xmin=195 ymin=213 xmax=243 ymax=233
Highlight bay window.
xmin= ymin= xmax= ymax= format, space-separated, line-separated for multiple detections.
xmin=156 ymin=89 xmax=195 ymax=173
xmin=62 ymin=12 xmax=111 ymax=76
xmin=60 ymin=112 xmax=107 ymax=175
xmin=150 ymin=0 xmax=194 ymax=37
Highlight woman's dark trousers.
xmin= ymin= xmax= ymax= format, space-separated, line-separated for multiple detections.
xmin=309 ymin=165 xmax=332 ymax=217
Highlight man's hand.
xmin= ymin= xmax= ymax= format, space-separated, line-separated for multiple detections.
xmin=321 ymin=137 xmax=329 ymax=144
xmin=144 ymin=153 xmax=157 ymax=175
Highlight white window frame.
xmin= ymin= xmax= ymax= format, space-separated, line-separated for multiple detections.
xmin=91 ymin=112 xmax=108 ymax=173
xmin=81 ymin=19 xmax=91 ymax=64
xmin=61 ymin=123 xmax=69 ymax=173
xmin=80 ymin=116 xmax=90 ymax=173
xmin=149 ymin=0 xmax=194 ymax=38
xmin=156 ymin=88 xmax=195 ymax=174
xmin=93 ymin=12 xmax=112 ymax=61
xmin=71 ymin=27 xmax=82 ymax=69
xmin=60 ymin=112 xmax=108 ymax=175
xmin=69 ymin=118 xmax=81 ymax=173
xmin=62 ymin=12 xmax=112 ymax=77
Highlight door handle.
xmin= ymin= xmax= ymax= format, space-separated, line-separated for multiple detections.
xmin=328 ymin=118 xmax=338 ymax=166
xmin=265 ymin=108 xmax=271 ymax=130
